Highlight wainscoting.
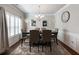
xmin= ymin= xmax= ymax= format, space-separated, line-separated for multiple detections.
xmin=59 ymin=40 xmax=79 ymax=55
xmin=1 ymin=39 xmax=21 ymax=55
xmin=8 ymin=34 xmax=21 ymax=47
xmin=58 ymin=29 xmax=79 ymax=54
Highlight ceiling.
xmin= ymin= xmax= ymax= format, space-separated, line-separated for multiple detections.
xmin=16 ymin=4 xmax=65 ymax=14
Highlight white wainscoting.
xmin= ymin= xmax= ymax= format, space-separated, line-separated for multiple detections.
xmin=8 ymin=34 xmax=21 ymax=47
xmin=58 ymin=29 xmax=79 ymax=53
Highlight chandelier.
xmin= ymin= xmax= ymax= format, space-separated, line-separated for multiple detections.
xmin=35 ymin=5 xmax=45 ymax=20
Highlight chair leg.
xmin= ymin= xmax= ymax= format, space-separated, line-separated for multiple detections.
xmin=21 ymin=39 xmax=23 ymax=47
xmin=56 ymin=38 xmax=58 ymax=45
xmin=42 ymin=45 xmax=43 ymax=52
xmin=38 ymin=45 xmax=39 ymax=52
xmin=29 ymin=44 xmax=31 ymax=52
xmin=54 ymin=38 xmax=55 ymax=42
xmin=45 ymin=45 xmax=46 ymax=48
xmin=50 ymin=44 xmax=52 ymax=52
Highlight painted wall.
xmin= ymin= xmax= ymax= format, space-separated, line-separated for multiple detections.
xmin=55 ymin=4 xmax=79 ymax=53
xmin=0 ymin=4 xmax=25 ymax=18
xmin=25 ymin=14 xmax=55 ymax=32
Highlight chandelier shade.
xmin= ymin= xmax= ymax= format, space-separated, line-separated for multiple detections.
xmin=35 ymin=5 xmax=45 ymax=20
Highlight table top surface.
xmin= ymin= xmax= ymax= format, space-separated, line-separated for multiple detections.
xmin=22 ymin=31 xmax=58 ymax=34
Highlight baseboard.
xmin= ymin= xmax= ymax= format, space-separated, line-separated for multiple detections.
xmin=59 ymin=40 xmax=79 ymax=55
xmin=1 ymin=39 xmax=21 ymax=55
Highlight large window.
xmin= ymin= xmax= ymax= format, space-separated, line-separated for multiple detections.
xmin=6 ymin=13 xmax=10 ymax=37
xmin=6 ymin=12 xmax=21 ymax=38
xmin=15 ymin=16 xmax=19 ymax=34
xmin=19 ymin=18 xmax=21 ymax=33
xmin=10 ymin=15 xmax=15 ymax=36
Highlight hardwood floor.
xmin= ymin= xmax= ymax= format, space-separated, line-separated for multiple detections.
xmin=2 ymin=39 xmax=71 ymax=55
xmin=59 ymin=40 xmax=79 ymax=55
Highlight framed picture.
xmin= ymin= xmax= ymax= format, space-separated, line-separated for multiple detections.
xmin=31 ymin=20 xmax=36 ymax=26
xmin=43 ymin=20 xmax=47 ymax=26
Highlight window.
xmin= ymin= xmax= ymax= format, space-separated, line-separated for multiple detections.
xmin=6 ymin=13 xmax=10 ymax=37
xmin=10 ymin=15 xmax=15 ymax=36
xmin=15 ymin=16 xmax=19 ymax=34
xmin=6 ymin=12 xmax=22 ymax=38
xmin=19 ymin=18 xmax=21 ymax=33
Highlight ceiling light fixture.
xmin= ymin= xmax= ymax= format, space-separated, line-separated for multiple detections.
xmin=35 ymin=5 xmax=45 ymax=20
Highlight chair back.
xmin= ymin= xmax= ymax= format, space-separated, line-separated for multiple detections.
xmin=30 ymin=30 xmax=40 ymax=44
xmin=41 ymin=28 xmax=46 ymax=30
xmin=42 ymin=30 xmax=51 ymax=43
xmin=35 ymin=28 xmax=40 ymax=31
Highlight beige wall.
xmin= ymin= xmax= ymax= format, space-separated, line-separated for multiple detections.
xmin=0 ymin=4 xmax=25 ymax=18
xmin=25 ymin=14 xmax=55 ymax=32
xmin=55 ymin=4 xmax=79 ymax=53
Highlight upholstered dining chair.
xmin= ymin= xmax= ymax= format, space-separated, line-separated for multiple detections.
xmin=35 ymin=28 xmax=40 ymax=31
xmin=41 ymin=28 xmax=46 ymax=30
xmin=29 ymin=30 xmax=40 ymax=52
xmin=41 ymin=30 xmax=52 ymax=52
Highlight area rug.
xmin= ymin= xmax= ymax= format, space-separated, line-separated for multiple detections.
xmin=10 ymin=40 xmax=71 ymax=55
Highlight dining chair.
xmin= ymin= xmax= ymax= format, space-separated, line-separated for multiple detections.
xmin=29 ymin=30 xmax=40 ymax=52
xmin=52 ymin=29 xmax=58 ymax=45
xmin=41 ymin=28 xmax=46 ymax=30
xmin=21 ymin=31 xmax=28 ymax=47
xmin=35 ymin=28 xmax=40 ymax=31
xmin=41 ymin=30 xmax=52 ymax=52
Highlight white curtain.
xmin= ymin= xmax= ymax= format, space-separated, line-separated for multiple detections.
xmin=0 ymin=7 xmax=9 ymax=54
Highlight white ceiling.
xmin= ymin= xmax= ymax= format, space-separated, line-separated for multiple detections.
xmin=16 ymin=4 xmax=65 ymax=14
